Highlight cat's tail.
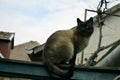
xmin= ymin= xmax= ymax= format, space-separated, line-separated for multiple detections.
xmin=44 ymin=61 xmax=75 ymax=79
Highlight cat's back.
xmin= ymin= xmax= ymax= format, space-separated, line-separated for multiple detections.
xmin=44 ymin=29 xmax=75 ymax=62
xmin=46 ymin=29 xmax=74 ymax=44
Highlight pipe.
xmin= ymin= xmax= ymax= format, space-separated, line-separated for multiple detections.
xmin=95 ymin=44 xmax=120 ymax=67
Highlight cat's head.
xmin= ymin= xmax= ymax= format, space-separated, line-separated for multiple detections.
xmin=76 ymin=17 xmax=94 ymax=37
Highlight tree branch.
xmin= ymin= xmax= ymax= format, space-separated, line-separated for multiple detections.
xmin=85 ymin=39 xmax=120 ymax=66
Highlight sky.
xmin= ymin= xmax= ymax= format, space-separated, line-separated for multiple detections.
xmin=0 ymin=0 xmax=120 ymax=45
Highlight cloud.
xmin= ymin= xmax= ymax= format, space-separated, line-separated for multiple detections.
xmin=1 ymin=0 xmax=109 ymax=45
xmin=0 ymin=0 xmax=41 ymax=9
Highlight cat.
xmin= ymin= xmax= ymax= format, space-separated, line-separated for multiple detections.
xmin=43 ymin=17 xmax=94 ymax=79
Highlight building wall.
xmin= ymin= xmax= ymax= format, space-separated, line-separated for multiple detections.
xmin=76 ymin=9 xmax=120 ymax=65
xmin=0 ymin=40 xmax=11 ymax=58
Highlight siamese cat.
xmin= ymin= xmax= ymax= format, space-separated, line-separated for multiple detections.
xmin=43 ymin=17 xmax=94 ymax=79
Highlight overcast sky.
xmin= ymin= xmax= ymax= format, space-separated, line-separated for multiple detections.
xmin=0 ymin=0 xmax=120 ymax=45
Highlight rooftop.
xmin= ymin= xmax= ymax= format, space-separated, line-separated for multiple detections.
xmin=0 ymin=31 xmax=15 ymax=41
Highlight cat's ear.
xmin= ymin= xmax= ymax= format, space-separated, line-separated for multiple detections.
xmin=77 ymin=18 xmax=82 ymax=26
xmin=87 ymin=17 xmax=93 ymax=26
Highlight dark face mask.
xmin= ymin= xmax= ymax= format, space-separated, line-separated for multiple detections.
xmin=76 ymin=17 xmax=94 ymax=37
